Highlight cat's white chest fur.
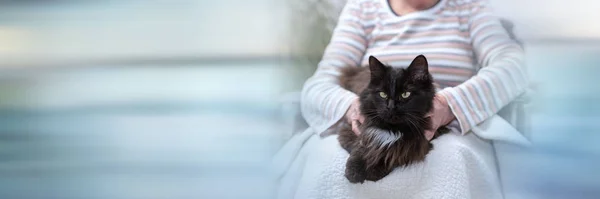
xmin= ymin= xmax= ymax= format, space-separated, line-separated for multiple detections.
xmin=363 ymin=127 xmax=402 ymax=148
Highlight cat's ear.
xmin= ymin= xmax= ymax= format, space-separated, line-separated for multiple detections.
xmin=368 ymin=56 xmax=386 ymax=79
xmin=407 ymin=55 xmax=430 ymax=80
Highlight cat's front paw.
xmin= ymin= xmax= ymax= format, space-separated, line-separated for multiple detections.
xmin=365 ymin=165 xmax=391 ymax=182
xmin=345 ymin=168 xmax=366 ymax=183
xmin=344 ymin=162 xmax=366 ymax=184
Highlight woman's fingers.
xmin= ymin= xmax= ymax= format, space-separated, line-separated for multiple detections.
xmin=424 ymin=129 xmax=435 ymax=141
xmin=425 ymin=112 xmax=433 ymax=118
xmin=424 ymin=114 xmax=438 ymax=141
xmin=351 ymin=120 xmax=361 ymax=135
xmin=346 ymin=99 xmax=364 ymax=135
xmin=357 ymin=114 xmax=365 ymax=124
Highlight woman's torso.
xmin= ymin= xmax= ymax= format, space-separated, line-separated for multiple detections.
xmin=357 ymin=0 xmax=478 ymax=89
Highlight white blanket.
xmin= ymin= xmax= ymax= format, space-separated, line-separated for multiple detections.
xmin=273 ymin=115 xmax=530 ymax=199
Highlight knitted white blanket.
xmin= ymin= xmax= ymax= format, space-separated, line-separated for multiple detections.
xmin=273 ymin=115 xmax=529 ymax=199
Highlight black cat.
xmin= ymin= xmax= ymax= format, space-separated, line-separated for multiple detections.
xmin=336 ymin=55 xmax=448 ymax=183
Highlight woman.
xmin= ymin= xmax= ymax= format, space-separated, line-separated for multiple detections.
xmin=291 ymin=0 xmax=527 ymax=198
xmin=302 ymin=0 xmax=526 ymax=139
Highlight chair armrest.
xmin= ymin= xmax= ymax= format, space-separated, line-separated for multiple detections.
xmin=498 ymin=93 xmax=531 ymax=139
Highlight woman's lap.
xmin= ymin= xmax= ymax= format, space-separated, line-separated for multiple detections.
xmin=293 ymin=132 xmax=502 ymax=199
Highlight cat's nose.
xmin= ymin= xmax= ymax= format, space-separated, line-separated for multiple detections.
xmin=387 ymin=100 xmax=395 ymax=109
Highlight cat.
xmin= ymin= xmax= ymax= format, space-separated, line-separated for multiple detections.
xmin=336 ymin=55 xmax=448 ymax=183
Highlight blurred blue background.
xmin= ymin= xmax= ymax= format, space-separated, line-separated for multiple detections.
xmin=1 ymin=0 xmax=600 ymax=198
xmin=0 ymin=0 xmax=291 ymax=198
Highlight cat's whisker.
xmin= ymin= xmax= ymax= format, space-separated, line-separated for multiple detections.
xmin=362 ymin=112 xmax=380 ymax=118
xmin=404 ymin=112 xmax=428 ymax=123
xmin=405 ymin=118 xmax=420 ymax=133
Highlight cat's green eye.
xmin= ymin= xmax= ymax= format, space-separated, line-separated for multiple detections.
xmin=401 ymin=92 xmax=411 ymax=99
xmin=379 ymin=92 xmax=388 ymax=99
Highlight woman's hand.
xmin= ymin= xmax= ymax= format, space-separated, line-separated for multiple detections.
xmin=346 ymin=98 xmax=366 ymax=135
xmin=424 ymin=94 xmax=456 ymax=141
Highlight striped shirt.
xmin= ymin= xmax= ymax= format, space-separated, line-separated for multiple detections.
xmin=300 ymin=0 xmax=527 ymax=134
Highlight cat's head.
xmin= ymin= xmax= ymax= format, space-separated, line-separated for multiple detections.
xmin=359 ymin=55 xmax=436 ymax=129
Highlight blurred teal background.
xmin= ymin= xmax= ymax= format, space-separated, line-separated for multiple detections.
xmin=502 ymin=42 xmax=600 ymax=199
xmin=0 ymin=0 xmax=292 ymax=198
xmin=1 ymin=0 xmax=600 ymax=198
xmin=0 ymin=64 xmax=284 ymax=198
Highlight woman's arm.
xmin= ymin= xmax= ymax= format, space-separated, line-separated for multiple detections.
xmin=439 ymin=1 xmax=528 ymax=134
xmin=300 ymin=0 xmax=368 ymax=134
